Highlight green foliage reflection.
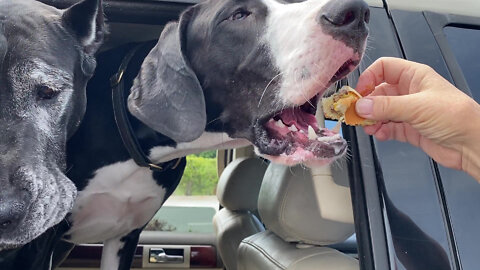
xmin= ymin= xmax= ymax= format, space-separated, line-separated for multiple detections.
xmin=174 ymin=151 xmax=218 ymax=196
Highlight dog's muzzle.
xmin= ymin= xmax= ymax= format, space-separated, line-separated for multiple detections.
xmin=0 ymin=188 xmax=30 ymax=233
xmin=0 ymin=165 xmax=77 ymax=250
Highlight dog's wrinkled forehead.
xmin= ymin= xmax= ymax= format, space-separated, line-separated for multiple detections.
xmin=5 ymin=60 xmax=73 ymax=109
xmin=0 ymin=1 xmax=78 ymax=112
xmin=0 ymin=0 xmax=78 ymax=74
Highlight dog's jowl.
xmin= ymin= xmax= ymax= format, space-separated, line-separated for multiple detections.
xmin=62 ymin=0 xmax=369 ymax=269
xmin=0 ymin=0 xmax=105 ymax=251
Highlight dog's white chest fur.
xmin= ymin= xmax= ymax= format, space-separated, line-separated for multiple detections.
xmin=65 ymin=132 xmax=249 ymax=244
xmin=66 ymin=159 xmax=166 ymax=244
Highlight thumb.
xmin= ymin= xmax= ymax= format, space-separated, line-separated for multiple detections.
xmin=355 ymin=95 xmax=417 ymax=122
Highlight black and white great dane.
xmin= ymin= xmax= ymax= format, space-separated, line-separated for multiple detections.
xmin=60 ymin=0 xmax=369 ymax=269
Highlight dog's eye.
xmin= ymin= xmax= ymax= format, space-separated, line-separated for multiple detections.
xmin=229 ymin=10 xmax=251 ymax=21
xmin=36 ymin=85 xmax=59 ymax=100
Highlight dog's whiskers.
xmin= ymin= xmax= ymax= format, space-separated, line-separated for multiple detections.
xmin=258 ymin=72 xmax=282 ymax=108
xmin=288 ymin=165 xmax=297 ymax=177
xmin=297 ymin=69 xmax=316 ymax=109
xmin=63 ymin=216 xmax=72 ymax=227
xmin=312 ymin=63 xmax=330 ymax=88
xmin=207 ymin=117 xmax=221 ymax=125
xmin=65 ymin=165 xmax=74 ymax=174
xmin=300 ymin=73 xmax=314 ymax=107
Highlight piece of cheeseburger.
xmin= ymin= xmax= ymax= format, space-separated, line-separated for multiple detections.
xmin=322 ymin=85 xmax=376 ymax=126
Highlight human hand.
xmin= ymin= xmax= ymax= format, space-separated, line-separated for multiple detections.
xmin=354 ymin=57 xmax=480 ymax=180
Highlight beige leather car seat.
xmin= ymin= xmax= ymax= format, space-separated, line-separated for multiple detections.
xmin=213 ymin=157 xmax=268 ymax=270
xmin=237 ymin=163 xmax=358 ymax=270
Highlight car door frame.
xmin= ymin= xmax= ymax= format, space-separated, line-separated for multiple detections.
xmin=351 ymin=5 xmax=480 ymax=270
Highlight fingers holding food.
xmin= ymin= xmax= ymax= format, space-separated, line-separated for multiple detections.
xmin=322 ymin=86 xmax=376 ymax=126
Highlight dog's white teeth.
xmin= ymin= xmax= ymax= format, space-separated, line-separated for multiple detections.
xmin=300 ymin=130 xmax=305 ymax=134
xmin=317 ymin=136 xmax=330 ymax=142
xmin=316 ymin=134 xmax=342 ymax=142
xmin=308 ymin=125 xmax=318 ymax=140
xmin=288 ymin=125 xmax=299 ymax=132
xmin=275 ymin=120 xmax=286 ymax=128
xmin=332 ymin=121 xmax=342 ymax=133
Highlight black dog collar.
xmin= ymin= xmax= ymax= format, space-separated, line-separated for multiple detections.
xmin=110 ymin=44 xmax=181 ymax=172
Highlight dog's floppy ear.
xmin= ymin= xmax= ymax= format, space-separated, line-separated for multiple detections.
xmin=62 ymin=0 xmax=105 ymax=56
xmin=128 ymin=8 xmax=205 ymax=143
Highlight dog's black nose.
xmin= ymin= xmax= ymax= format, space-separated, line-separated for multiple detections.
xmin=320 ymin=0 xmax=370 ymax=27
xmin=319 ymin=0 xmax=369 ymax=46
xmin=0 ymin=190 xmax=28 ymax=232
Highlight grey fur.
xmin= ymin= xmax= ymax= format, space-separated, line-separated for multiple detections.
xmin=0 ymin=0 xmax=104 ymax=250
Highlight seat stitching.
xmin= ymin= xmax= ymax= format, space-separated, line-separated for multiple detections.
xmin=242 ymin=240 xmax=287 ymax=269
xmin=289 ymin=249 xmax=337 ymax=267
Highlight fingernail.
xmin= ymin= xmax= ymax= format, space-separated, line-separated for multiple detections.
xmin=356 ymin=98 xmax=373 ymax=116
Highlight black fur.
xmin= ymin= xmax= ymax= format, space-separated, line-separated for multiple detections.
xmin=66 ymin=42 xmax=177 ymax=191
xmin=117 ymin=229 xmax=142 ymax=270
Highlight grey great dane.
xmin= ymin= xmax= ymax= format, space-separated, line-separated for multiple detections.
xmin=60 ymin=0 xmax=370 ymax=269
xmin=0 ymin=0 xmax=105 ymax=267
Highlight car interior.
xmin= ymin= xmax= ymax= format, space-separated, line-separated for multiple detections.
xmin=33 ymin=0 xmax=480 ymax=269
xmin=54 ymin=14 xmax=361 ymax=270
xmin=44 ymin=0 xmax=360 ymax=269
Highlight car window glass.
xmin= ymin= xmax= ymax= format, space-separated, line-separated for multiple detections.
xmin=325 ymin=120 xmax=341 ymax=136
xmin=374 ymin=140 xmax=454 ymax=270
xmin=145 ymin=151 xmax=219 ymax=233
xmin=440 ymin=25 xmax=480 ymax=270
xmin=444 ymin=26 xmax=480 ymax=102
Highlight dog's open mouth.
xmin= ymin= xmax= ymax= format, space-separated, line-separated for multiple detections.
xmin=253 ymin=58 xmax=361 ymax=165
xmin=254 ymin=95 xmax=347 ymax=165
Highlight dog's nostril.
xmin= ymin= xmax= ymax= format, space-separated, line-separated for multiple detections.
xmin=342 ymin=11 xmax=355 ymax=25
xmin=0 ymin=207 xmax=24 ymax=231
xmin=364 ymin=9 xmax=370 ymax=23
xmin=0 ymin=191 xmax=29 ymax=231
xmin=0 ymin=220 xmax=12 ymax=229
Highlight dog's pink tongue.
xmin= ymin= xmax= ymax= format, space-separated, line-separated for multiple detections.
xmin=279 ymin=108 xmax=318 ymax=130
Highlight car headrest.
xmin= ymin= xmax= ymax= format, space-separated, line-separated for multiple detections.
xmin=216 ymin=157 xmax=268 ymax=211
xmin=258 ymin=163 xmax=354 ymax=246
